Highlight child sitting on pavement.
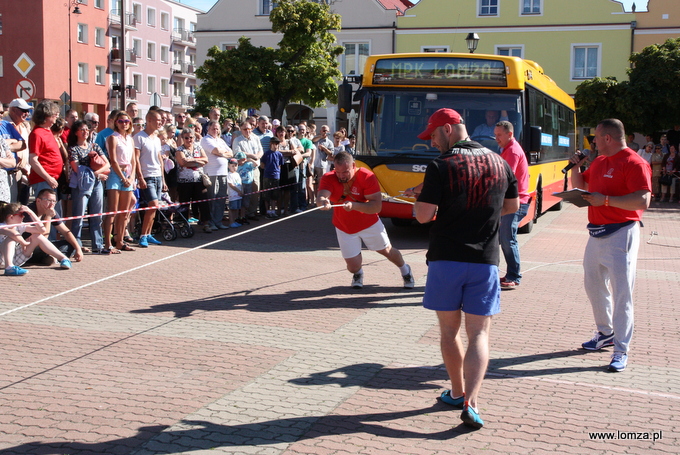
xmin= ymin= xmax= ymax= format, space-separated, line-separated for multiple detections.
xmin=226 ymin=158 xmax=245 ymax=228
xmin=261 ymin=136 xmax=284 ymax=218
xmin=0 ymin=202 xmax=72 ymax=276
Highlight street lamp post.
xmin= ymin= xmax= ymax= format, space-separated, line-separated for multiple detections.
xmin=465 ymin=33 xmax=480 ymax=54
xmin=67 ymin=1 xmax=82 ymax=111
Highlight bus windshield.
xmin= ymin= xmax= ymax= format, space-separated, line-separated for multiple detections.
xmin=357 ymin=90 xmax=523 ymax=157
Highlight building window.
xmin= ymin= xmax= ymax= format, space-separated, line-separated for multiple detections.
xmin=174 ymin=17 xmax=184 ymax=32
xmin=422 ymin=46 xmax=449 ymax=53
xmin=261 ymin=0 xmax=278 ymax=15
xmin=160 ymin=12 xmax=169 ymax=30
xmin=174 ymin=81 xmax=183 ymax=96
xmin=133 ymin=38 xmax=142 ymax=57
xmin=132 ymin=3 xmax=142 ymax=23
xmin=95 ymin=66 xmax=105 ymax=85
xmin=133 ymin=74 xmax=142 ymax=92
xmin=95 ymin=27 xmax=105 ymax=47
xmin=112 ymin=72 xmax=121 ymax=86
xmin=77 ymin=23 xmax=88 ymax=43
xmin=161 ymin=45 xmax=169 ymax=63
xmin=161 ymin=79 xmax=169 ymax=97
xmin=572 ymin=45 xmax=599 ymax=80
xmin=148 ymin=76 xmax=156 ymax=94
xmin=78 ymin=63 xmax=89 ymax=83
xmin=342 ymin=42 xmax=369 ymax=76
xmin=147 ymin=7 xmax=156 ymax=27
xmin=496 ymin=46 xmax=523 ymax=58
xmin=147 ymin=42 xmax=156 ymax=61
xmin=221 ymin=44 xmax=236 ymax=51
xmin=95 ymin=0 xmax=103 ymax=9
xmin=479 ymin=0 xmax=498 ymax=16
xmin=521 ymin=0 xmax=541 ymax=15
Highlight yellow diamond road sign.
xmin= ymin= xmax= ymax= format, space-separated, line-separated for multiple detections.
xmin=14 ymin=53 xmax=35 ymax=78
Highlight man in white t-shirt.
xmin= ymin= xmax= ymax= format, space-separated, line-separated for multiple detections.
xmin=201 ymin=120 xmax=232 ymax=229
xmin=134 ymin=109 xmax=166 ymax=247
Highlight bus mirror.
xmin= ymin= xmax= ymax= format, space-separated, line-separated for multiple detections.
xmin=529 ymin=126 xmax=542 ymax=152
xmin=338 ymin=80 xmax=353 ymax=113
xmin=365 ymin=94 xmax=376 ymax=123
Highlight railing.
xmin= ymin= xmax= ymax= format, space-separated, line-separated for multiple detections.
xmin=172 ymin=94 xmax=195 ymax=107
xmin=109 ymin=49 xmax=136 ymax=64
xmin=172 ymin=28 xmax=195 ymax=44
xmin=172 ymin=61 xmax=195 ymax=75
xmin=110 ymin=9 xmax=138 ymax=28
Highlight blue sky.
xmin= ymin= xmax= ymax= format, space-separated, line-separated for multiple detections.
xmin=176 ymin=0 xmax=218 ymax=13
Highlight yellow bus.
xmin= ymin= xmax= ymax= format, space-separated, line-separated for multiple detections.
xmin=337 ymin=52 xmax=576 ymax=232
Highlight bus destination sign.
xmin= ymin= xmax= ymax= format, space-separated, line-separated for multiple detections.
xmin=372 ymin=57 xmax=507 ymax=87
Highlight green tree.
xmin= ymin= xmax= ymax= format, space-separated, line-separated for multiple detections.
xmin=196 ymin=0 xmax=343 ymax=121
xmin=191 ymin=90 xmax=240 ymax=122
xmin=575 ymin=38 xmax=680 ymax=133
xmin=628 ymin=37 xmax=680 ymax=133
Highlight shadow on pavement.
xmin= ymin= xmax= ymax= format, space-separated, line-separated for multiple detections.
xmin=488 ymin=349 xmax=606 ymax=377
xmin=289 ymin=363 xmax=449 ymax=389
xmin=130 ymin=285 xmax=422 ymax=318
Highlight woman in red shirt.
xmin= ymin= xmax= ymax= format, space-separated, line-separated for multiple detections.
xmin=28 ymin=101 xmax=64 ymax=197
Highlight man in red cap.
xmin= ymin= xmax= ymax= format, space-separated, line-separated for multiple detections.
xmin=413 ymin=108 xmax=519 ymax=429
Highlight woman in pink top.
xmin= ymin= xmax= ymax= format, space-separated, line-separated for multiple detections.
xmin=103 ymin=112 xmax=136 ymax=253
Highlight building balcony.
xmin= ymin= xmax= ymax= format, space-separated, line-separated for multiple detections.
xmin=172 ymin=94 xmax=195 ymax=108
xmin=110 ymin=49 xmax=138 ymax=66
xmin=172 ymin=61 xmax=196 ymax=78
xmin=172 ymin=28 xmax=196 ymax=45
xmin=110 ymin=86 xmax=138 ymax=101
xmin=109 ymin=9 xmax=138 ymax=30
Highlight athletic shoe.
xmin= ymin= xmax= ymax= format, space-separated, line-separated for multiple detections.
xmin=59 ymin=258 xmax=72 ymax=269
xmin=203 ymin=225 xmax=213 ymax=233
xmin=146 ymin=235 xmax=162 ymax=245
xmin=351 ymin=273 xmax=363 ymax=289
xmin=4 ymin=265 xmax=28 ymax=276
xmin=229 ymin=222 xmax=242 ymax=228
xmin=402 ymin=265 xmax=415 ymax=289
xmin=501 ymin=280 xmax=519 ymax=289
xmin=461 ymin=403 xmax=484 ymax=429
xmin=438 ymin=390 xmax=464 ymax=409
xmin=215 ymin=223 xmax=230 ymax=230
xmin=188 ymin=217 xmax=199 ymax=223
xmin=138 ymin=235 xmax=149 ymax=248
xmin=608 ymin=352 xmax=628 ymax=372
xmin=582 ymin=331 xmax=615 ymax=351
xmin=208 ymin=222 xmax=218 ymax=231
xmin=239 ymin=218 xmax=250 ymax=225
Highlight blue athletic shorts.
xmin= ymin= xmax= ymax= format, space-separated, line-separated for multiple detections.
xmin=229 ymin=199 xmax=242 ymax=210
xmin=422 ymin=260 xmax=501 ymax=316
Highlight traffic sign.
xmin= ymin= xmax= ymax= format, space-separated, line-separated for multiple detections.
xmin=15 ymin=78 xmax=36 ymax=101
xmin=14 ymin=53 xmax=35 ymax=77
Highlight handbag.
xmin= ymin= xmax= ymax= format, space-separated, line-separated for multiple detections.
xmin=659 ymin=174 xmax=673 ymax=186
xmin=88 ymin=150 xmax=110 ymax=175
xmin=201 ymin=172 xmax=212 ymax=187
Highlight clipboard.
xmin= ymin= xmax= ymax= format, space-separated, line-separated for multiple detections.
xmin=553 ymin=188 xmax=591 ymax=207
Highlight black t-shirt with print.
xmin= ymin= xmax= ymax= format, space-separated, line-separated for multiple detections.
xmin=418 ymin=140 xmax=518 ymax=265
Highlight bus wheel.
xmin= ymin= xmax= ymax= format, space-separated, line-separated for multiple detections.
xmin=548 ymin=199 xmax=563 ymax=211
xmin=519 ymin=218 xmax=533 ymax=234
xmin=391 ymin=218 xmax=412 ymax=227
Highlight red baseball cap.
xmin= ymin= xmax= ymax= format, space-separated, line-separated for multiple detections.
xmin=417 ymin=108 xmax=463 ymax=140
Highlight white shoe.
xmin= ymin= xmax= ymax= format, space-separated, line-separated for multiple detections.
xmin=351 ymin=273 xmax=363 ymax=289
xmin=402 ymin=265 xmax=415 ymax=289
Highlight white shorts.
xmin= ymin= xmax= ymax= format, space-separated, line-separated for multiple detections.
xmin=336 ymin=219 xmax=390 ymax=259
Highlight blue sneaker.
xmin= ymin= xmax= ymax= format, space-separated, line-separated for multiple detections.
xmin=4 ymin=265 xmax=28 ymax=276
xmin=59 ymin=258 xmax=72 ymax=269
xmin=582 ymin=331 xmax=615 ymax=350
xmin=138 ymin=235 xmax=149 ymax=248
xmin=439 ymin=390 xmax=464 ymax=409
xmin=461 ymin=404 xmax=484 ymax=429
xmin=146 ymin=235 xmax=162 ymax=245
xmin=229 ymin=222 xmax=242 ymax=228
xmin=188 ymin=217 xmax=199 ymax=223
xmin=608 ymin=352 xmax=628 ymax=372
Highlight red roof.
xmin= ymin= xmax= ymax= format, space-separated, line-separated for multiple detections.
xmin=376 ymin=0 xmax=415 ymax=16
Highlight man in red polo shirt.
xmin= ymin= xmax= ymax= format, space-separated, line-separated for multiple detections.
xmin=569 ymin=118 xmax=652 ymax=373
xmin=317 ymin=151 xmax=414 ymax=289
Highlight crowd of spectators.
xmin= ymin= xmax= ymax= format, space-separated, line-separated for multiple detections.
xmin=628 ymin=130 xmax=680 ymax=202
xmin=0 ymin=99 xmax=354 ymax=276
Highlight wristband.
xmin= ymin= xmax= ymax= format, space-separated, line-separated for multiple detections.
xmin=604 ymin=195 xmax=609 ymax=207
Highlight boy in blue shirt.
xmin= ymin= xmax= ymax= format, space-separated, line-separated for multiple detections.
xmin=235 ymin=151 xmax=259 ymax=224
xmin=261 ymin=137 xmax=284 ymax=218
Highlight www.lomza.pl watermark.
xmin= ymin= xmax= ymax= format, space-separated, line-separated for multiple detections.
xmin=589 ymin=430 xmax=663 ymax=441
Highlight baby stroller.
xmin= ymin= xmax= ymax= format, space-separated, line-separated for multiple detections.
xmin=132 ymin=192 xmax=194 ymax=241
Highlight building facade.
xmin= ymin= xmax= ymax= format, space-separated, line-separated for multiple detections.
xmin=195 ymin=0 xmax=413 ymax=126
xmin=395 ymin=0 xmax=679 ymax=96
